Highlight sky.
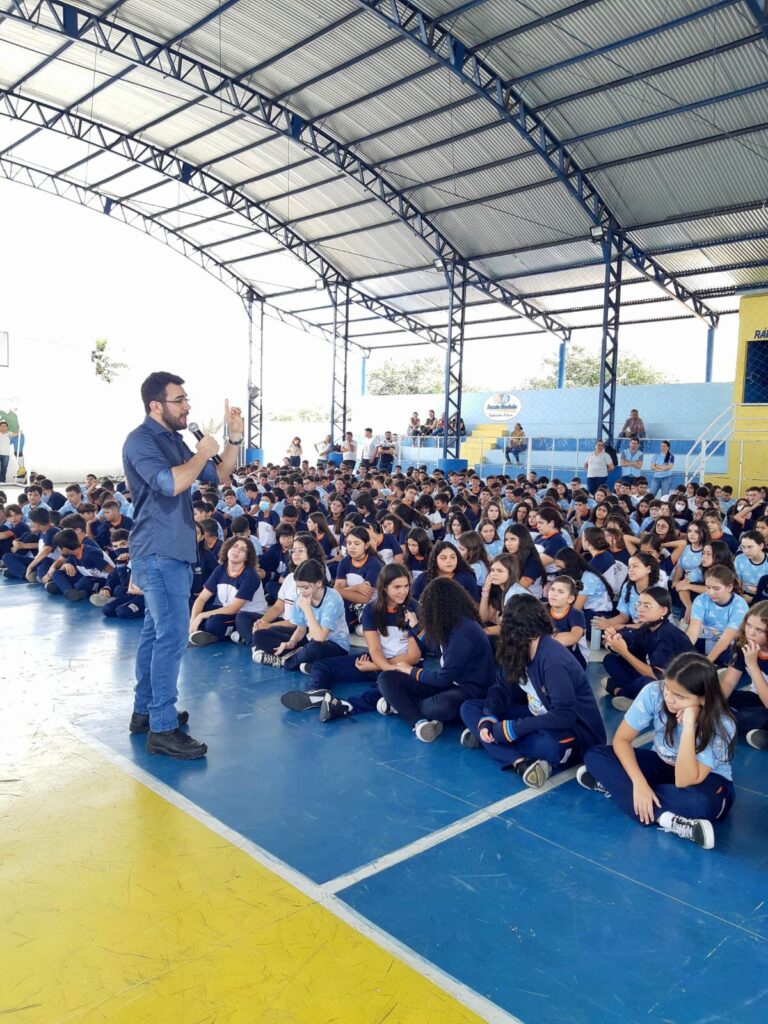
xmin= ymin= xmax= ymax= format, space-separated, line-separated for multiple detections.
xmin=0 ymin=177 xmax=739 ymax=476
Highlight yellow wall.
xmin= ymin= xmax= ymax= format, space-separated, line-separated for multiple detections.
xmin=725 ymin=293 xmax=768 ymax=489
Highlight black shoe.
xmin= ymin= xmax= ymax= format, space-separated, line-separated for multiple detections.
xmin=746 ymin=729 xmax=768 ymax=750
xmin=130 ymin=710 xmax=190 ymax=734
xmin=64 ymin=588 xmax=88 ymax=601
xmin=189 ymin=630 xmax=218 ymax=646
xmin=45 ymin=582 xmax=59 ymax=594
xmin=319 ymin=693 xmax=353 ymax=722
xmin=146 ymin=727 xmax=207 ymax=759
xmin=280 ymin=688 xmax=330 ymax=711
xmin=576 ymin=765 xmax=608 ymax=794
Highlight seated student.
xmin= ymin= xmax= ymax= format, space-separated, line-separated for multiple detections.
xmin=188 ymin=536 xmax=266 ymax=645
xmin=280 ymin=564 xmax=421 ymax=720
xmin=45 ymin=527 xmax=113 ymax=600
xmin=503 ymin=524 xmax=546 ymax=598
xmin=553 ymin=547 xmax=614 ymax=637
xmin=370 ymin=577 xmax=495 ymax=742
xmin=59 ymin=485 xmax=85 ymax=516
xmin=92 ymin=499 xmax=134 ymax=549
xmin=306 ymin=512 xmax=338 ymax=561
xmin=39 ymin=479 xmax=66 ymax=512
xmin=668 ymin=521 xmax=709 ymax=622
xmin=581 ymin=525 xmax=627 ymax=592
xmin=411 ymin=540 xmax=479 ymax=603
xmin=249 ymin=533 xmax=324 ymax=655
xmin=253 ymin=491 xmax=280 ymax=548
xmin=2 ymin=509 xmax=51 ymax=580
xmin=259 ymin=523 xmax=295 ymax=602
xmin=196 ymin=517 xmax=223 ymax=577
xmin=477 ymin=517 xmax=503 ymax=560
xmin=403 ymin=527 xmax=432 ymax=578
xmin=230 ymin=514 xmax=264 ymax=560
xmin=457 ymin=530 xmax=491 ymax=588
xmin=254 ymin=558 xmax=349 ymax=671
xmin=20 ymin=485 xmax=50 ymax=522
xmin=593 ymin=552 xmax=661 ymax=632
xmin=0 ymin=504 xmax=26 ymax=559
xmin=533 ymin=507 xmax=569 ymax=574
xmin=719 ymin=601 xmax=768 ymax=750
xmin=547 ymin=575 xmax=588 ymax=668
xmin=702 ymin=511 xmax=738 ymax=555
xmin=90 ymin=532 xmax=145 ymax=620
xmin=686 ymin=566 xmax=749 ymax=666
xmin=734 ymin=530 xmax=768 ymax=604
xmin=479 ymin=554 xmax=530 ymax=640
xmin=602 ymin=586 xmax=694 ymax=709
xmin=460 ymin=594 xmax=606 ymax=788
xmin=20 ymin=508 xmax=59 ymax=583
xmin=580 ymin=652 xmax=736 ymax=851
xmin=334 ymin=526 xmax=383 ymax=627
xmin=366 ymin=517 xmax=403 ymax=566
xmin=444 ymin=510 xmax=472 ymax=549
xmin=414 ymin=493 xmax=444 ymax=541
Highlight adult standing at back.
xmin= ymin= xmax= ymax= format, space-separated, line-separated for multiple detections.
xmin=123 ymin=371 xmax=244 ymax=759
xmin=584 ymin=440 xmax=615 ymax=496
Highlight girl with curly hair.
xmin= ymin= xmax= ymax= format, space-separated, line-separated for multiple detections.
xmin=460 ymin=594 xmax=605 ymax=788
xmin=411 ymin=539 xmax=479 ymax=603
xmin=376 ymin=577 xmax=495 ymax=742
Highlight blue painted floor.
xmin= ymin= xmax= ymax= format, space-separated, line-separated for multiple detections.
xmin=2 ymin=576 xmax=766 ymax=1023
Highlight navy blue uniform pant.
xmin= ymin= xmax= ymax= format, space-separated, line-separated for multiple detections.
xmin=584 ymin=745 xmax=734 ymax=824
xmin=728 ymin=687 xmax=768 ymax=734
xmin=603 ymin=652 xmax=652 ymax=699
xmin=461 ymin=699 xmax=580 ymax=771
xmin=377 ymin=670 xmax=473 ymax=728
xmin=310 ymin=654 xmax=381 ymax=714
xmin=103 ymin=587 xmax=146 ymax=619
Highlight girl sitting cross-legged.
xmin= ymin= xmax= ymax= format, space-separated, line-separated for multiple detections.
xmin=279 ymin=563 xmax=421 ymax=721
xmin=579 ymin=652 xmax=736 ymax=851
xmin=188 ymin=537 xmax=267 ymax=646
xmin=460 ymin=594 xmax=606 ymax=788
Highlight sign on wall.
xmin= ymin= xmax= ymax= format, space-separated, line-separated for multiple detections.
xmin=482 ymin=392 xmax=522 ymax=421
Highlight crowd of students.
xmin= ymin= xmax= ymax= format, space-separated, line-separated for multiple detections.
xmin=2 ymin=459 xmax=767 ymax=852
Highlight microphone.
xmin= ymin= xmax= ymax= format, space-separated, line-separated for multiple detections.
xmin=188 ymin=422 xmax=221 ymax=465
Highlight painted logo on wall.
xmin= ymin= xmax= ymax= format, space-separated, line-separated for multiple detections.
xmin=483 ymin=393 xmax=522 ymax=421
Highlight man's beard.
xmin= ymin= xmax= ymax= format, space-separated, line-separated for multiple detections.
xmin=161 ymin=409 xmax=187 ymax=433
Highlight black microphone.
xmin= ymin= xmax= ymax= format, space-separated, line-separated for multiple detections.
xmin=188 ymin=422 xmax=221 ymax=465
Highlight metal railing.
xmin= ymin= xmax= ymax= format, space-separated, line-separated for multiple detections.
xmin=684 ymin=404 xmax=734 ymax=482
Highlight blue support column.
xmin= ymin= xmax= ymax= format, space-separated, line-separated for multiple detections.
xmin=438 ymin=261 xmax=469 ymax=473
xmin=246 ymin=291 xmax=264 ymax=466
xmin=360 ymin=351 xmax=368 ymax=396
xmin=329 ymin=283 xmax=350 ymax=466
xmin=705 ymin=325 xmax=716 ymax=382
xmin=558 ymin=340 xmax=567 ymax=389
xmin=597 ymin=224 xmax=622 ymax=443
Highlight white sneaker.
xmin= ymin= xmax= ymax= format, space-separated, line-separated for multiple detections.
xmin=229 ymin=630 xmax=241 ymax=644
xmin=657 ymin=811 xmax=715 ymax=849
xmin=299 ymin=663 xmax=312 ymax=675
xmin=611 ymin=696 xmax=634 ymax=712
xmin=376 ymin=697 xmax=397 ymax=716
xmin=414 ymin=719 xmax=443 ymax=743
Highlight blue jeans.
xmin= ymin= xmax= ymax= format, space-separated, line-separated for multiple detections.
xmin=132 ymin=555 xmax=192 ymax=732
xmin=0 ymin=454 xmax=8 ymax=481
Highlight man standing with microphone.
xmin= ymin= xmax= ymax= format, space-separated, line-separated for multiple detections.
xmin=123 ymin=371 xmax=244 ymax=759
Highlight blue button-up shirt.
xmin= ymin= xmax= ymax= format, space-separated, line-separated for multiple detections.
xmin=122 ymin=416 xmax=219 ymax=564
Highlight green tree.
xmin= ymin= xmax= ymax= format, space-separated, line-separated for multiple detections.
xmin=90 ymin=337 xmax=127 ymax=383
xmin=524 ymin=344 xmax=670 ymax=389
xmin=367 ymin=356 xmax=443 ymax=395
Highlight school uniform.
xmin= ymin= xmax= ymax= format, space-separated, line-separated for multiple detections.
xmin=0 ymin=520 xmax=27 ymax=559
xmin=254 ymin=510 xmax=279 ymax=548
xmin=536 ymin=532 xmax=568 ymax=574
xmin=412 ymin=569 xmax=478 ymax=603
xmin=734 ymin=553 xmax=768 ymax=597
xmin=200 ymin=539 xmax=222 ymax=578
xmin=336 ymin=553 xmax=383 ymax=623
xmin=21 ymin=501 xmax=51 ymax=523
xmin=519 ymin=552 xmax=544 ymax=599
xmin=43 ymin=490 xmax=66 ymax=511
xmin=461 ymin=635 xmax=606 ymax=771
xmin=585 ymin=683 xmax=735 ymax=824
xmin=101 ymin=565 xmax=146 ymax=620
xmin=727 ymin=648 xmax=768 ymax=734
xmin=49 ymin=545 xmax=113 ymax=596
xmin=404 ymin=551 xmax=428 ymax=578
xmin=259 ymin=544 xmax=291 ymax=602
xmin=308 ymin=600 xmax=420 ymax=714
xmin=200 ymin=564 xmax=267 ymax=640
xmin=549 ymin=606 xmax=589 ymax=667
xmin=250 ymin=573 xmax=299 ymax=652
xmin=378 ymin=616 xmax=495 ymax=727
xmin=482 ymin=539 xmax=503 ymax=560
xmin=374 ymin=534 xmax=402 ymax=565
xmin=469 ymin=561 xmax=488 ymax=588
xmin=690 ymin=592 xmax=750 ymax=665
xmin=93 ymin=516 xmax=134 ymax=550
xmin=603 ymin=619 xmax=694 ymax=698
xmin=32 ymin=525 xmax=60 ymax=581
xmin=283 ymin=586 xmax=350 ymax=670
xmin=678 ymin=545 xmax=704 ymax=583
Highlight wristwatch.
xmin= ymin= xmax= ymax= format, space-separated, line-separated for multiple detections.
xmin=227 ymin=437 xmax=243 ymax=445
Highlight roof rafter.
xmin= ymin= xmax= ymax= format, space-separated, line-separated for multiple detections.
xmin=3 ymin=0 xmax=572 ymax=344
xmin=356 ymin=0 xmax=723 ymax=328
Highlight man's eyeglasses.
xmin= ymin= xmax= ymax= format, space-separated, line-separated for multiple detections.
xmin=161 ymin=396 xmax=190 ymax=407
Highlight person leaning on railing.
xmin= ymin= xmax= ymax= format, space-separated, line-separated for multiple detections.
xmin=505 ymin=423 xmax=527 ymax=465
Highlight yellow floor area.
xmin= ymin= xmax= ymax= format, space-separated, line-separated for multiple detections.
xmin=0 ymin=726 xmax=484 ymax=1024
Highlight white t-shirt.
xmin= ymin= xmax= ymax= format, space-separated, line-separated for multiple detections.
xmin=0 ymin=433 xmax=11 ymax=456
xmin=360 ymin=438 xmax=375 ymax=460
xmin=586 ymin=451 xmax=612 ymax=477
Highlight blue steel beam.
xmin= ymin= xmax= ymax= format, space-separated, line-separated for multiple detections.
xmin=3 ymin=0 xmax=572 ymax=345
xmin=356 ymin=0 xmax=723 ymax=329
xmin=0 ymin=153 xmax=339 ymax=345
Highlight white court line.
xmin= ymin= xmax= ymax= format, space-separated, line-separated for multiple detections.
xmin=63 ymin=721 xmax=522 ymax=1024
xmin=320 ymin=767 xmax=578 ymax=895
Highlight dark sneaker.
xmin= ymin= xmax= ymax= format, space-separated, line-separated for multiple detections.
xmin=298 ymin=663 xmax=313 ymax=676
xmin=746 ymin=729 xmax=768 ymax=750
xmin=189 ymin=630 xmax=217 ymax=646
xmin=130 ymin=710 xmax=189 ymax=734
xmin=657 ymin=811 xmax=714 ymax=850
xmin=459 ymin=728 xmax=480 ymax=749
xmin=414 ymin=719 xmax=443 ymax=743
xmin=514 ymin=758 xmax=552 ymax=789
xmin=64 ymin=588 xmax=88 ymax=601
xmin=252 ymin=650 xmax=285 ymax=668
xmin=319 ymin=693 xmax=353 ymax=722
xmin=576 ymin=765 xmax=608 ymax=794
xmin=280 ymin=689 xmax=330 ymax=711
xmin=45 ymin=582 xmax=59 ymax=594
xmin=146 ymin=728 xmax=207 ymax=760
